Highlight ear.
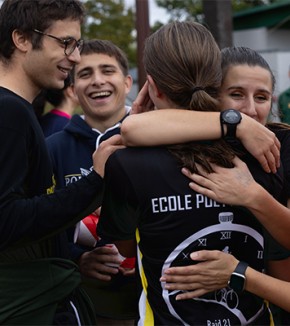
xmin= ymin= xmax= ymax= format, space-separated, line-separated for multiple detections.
xmin=12 ymin=29 xmax=31 ymax=53
xmin=66 ymin=84 xmax=79 ymax=104
xmin=124 ymin=74 xmax=133 ymax=95
xmin=147 ymin=75 xmax=162 ymax=98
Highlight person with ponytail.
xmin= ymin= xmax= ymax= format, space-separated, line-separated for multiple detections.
xmin=97 ymin=22 xmax=282 ymax=325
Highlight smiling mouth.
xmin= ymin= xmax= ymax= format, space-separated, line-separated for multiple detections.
xmin=90 ymin=91 xmax=112 ymax=99
xmin=58 ymin=66 xmax=71 ymax=75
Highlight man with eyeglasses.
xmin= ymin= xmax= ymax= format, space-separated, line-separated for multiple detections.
xmin=0 ymin=1 xmax=123 ymax=324
xmin=33 ymin=29 xmax=84 ymax=57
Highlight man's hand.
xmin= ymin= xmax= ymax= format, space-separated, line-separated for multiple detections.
xmin=78 ymin=245 xmax=123 ymax=281
xmin=92 ymin=134 xmax=124 ymax=177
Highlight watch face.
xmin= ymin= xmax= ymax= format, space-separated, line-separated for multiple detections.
xmin=229 ymin=272 xmax=246 ymax=292
xmin=224 ymin=110 xmax=241 ymax=124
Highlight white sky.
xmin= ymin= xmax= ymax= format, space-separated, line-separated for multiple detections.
xmin=124 ymin=0 xmax=170 ymax=25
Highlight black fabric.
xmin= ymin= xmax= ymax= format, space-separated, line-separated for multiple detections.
xmin=0 ymin=86 xmax=103 ymax=323
xmin=98 ymin=145 xmax=283 ymax=325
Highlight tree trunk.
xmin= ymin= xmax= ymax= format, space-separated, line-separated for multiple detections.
xmin=203 ymin=0 xmax=233 ymax=49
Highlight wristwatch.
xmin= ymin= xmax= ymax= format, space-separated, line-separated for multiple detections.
xmin=228 ymin=261 xmax=248 ymax=292
xmin=220 ymin=109 xmax=242 ymax=139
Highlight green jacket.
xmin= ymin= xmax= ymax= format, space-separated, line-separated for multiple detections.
xmin=278 ymin=87 xmax=290 ymax=124
xmin=0 ymin=257 xmax=96 ymax=325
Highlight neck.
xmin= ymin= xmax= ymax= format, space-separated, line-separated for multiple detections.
xmin=0 ymin=62 xmax=39 ymax=103
xmin=84 ymin=107 xmax=127 ymax=133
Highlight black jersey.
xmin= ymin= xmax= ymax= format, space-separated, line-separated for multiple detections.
xmin=98 ymin=146 xmax=283 ymax=325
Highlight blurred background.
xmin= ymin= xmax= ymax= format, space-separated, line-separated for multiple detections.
xmin=78 ymin=0 xmax=290 ymax=121
xmin=3 ymin=0 xmax=288 ymax=119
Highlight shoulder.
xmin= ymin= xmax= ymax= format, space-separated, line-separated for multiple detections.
xmin=0 ymin=88 xmax=36 ymax=134
xmin=46 ymin=130 xmax=68 ymax=147
xmin=106 ymin=146 xmax=171 ymax=173
xmin=0 ymin=88 xmax=31 ymax=116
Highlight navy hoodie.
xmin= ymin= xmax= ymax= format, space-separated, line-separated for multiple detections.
xmin=46 ymin=111 xmax=130 ymax=257
xmin=46 ymin=113 xmax=128 ymax=189
xmin=45 ymin=110 xmax=137 ymax=321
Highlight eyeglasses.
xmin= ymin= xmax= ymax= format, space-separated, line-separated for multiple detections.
xmin=33 ymin=29 xmax=83 ymax=56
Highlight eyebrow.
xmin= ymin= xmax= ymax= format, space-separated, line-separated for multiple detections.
xmin=100 ymin=64 xmax=118 ymax=70
xmin=76 ymin=63 xmax=118 ymax=75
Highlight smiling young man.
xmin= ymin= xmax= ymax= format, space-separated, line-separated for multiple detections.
xmin=0 ymin=1 xmax=123 ymax=324
xmin=46 ymin=39 xmax=137 ymax=325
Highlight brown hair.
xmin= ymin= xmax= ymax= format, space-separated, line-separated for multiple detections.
xmin=0 ymin=0 xmax=84 ymax=62
xmin=143 ymin=21 xmax=237 ymax=173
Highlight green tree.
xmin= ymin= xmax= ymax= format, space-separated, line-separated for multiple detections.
xmin=82 ymin=0 xmax=136 ymax=66
xmin=155 ymin=0 xmax=281 ymax=24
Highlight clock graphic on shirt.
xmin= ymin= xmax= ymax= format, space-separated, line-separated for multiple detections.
xmin=161 ymin=211 xmax=265 ymax=326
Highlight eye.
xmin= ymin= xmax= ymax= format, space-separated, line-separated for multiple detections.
xmin=103 ymin=68 xmax=115 ymax=74
xmin=229 ymin=92 xmax=243 ymax=99
xmin=255 ymin=95 xmax=268 ymax=102
xmin=63 ymin=38 xmax=75 ymax=46
xmin=78 ymin=70 xmax=91 ymax=79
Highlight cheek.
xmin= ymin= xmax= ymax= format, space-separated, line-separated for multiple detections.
xmin=73 ymin=83 xmax=86 ymax=97
xmin=257 ymin=105 xmax=270 ymax=124
xmin=218 ymin=96 xmax=237 ymax=110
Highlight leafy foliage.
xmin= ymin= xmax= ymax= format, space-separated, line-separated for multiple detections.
xmin=154 ymin=0 xmax=281 ymax=24
xmin=82 ymin=0 xmax=136 ymax=66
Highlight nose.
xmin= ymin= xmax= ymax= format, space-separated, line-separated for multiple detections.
xmin=67 ymin=47 xmax=81 ymax=64
xmin=240 ymin=96 xmax=257 ymax=119
xmin=91 ymin=72 xmax=106 ymax=86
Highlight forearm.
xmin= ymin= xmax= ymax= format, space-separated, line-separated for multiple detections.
xmin=121 ymin=110 xmax=222 ymax=146
xmin=122 ymin=110 xmax=261 ymax=146
xmin=243 ymin=183 xmax=290 ymax=249
xmin=246 ymin=267 xmax=290 ymax=312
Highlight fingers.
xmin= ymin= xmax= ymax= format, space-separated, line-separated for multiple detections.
xmin=131 ymin=81 xmax=155 ymax=114
xmin=181 ymin=168 xmax=216 ymax=198
xmin=119 ymin=267 xmax=135 ymax=276
xmin=263 ymin=138 xmax=280 ymax=173
xmin=176 ymin=289 xmax=208 ymax=300
xmin=100 ymin=134 xmax=124 ymax=147
xmin=93 ymin=135 xmax=125 ymax=177
xmin=78 ymin=247 xmax=123 ymax=281
xmin=83 ymin=264 xmax=119 ymax=281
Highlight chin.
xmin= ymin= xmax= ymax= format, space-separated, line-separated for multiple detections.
xmin=49 ymin=80 xmax=65 ymax=90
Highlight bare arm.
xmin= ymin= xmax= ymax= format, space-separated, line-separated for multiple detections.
xmin=122 ymin=83 xmax=280 ymax=173
xmin=182 ymin=157 xmax=290 ymax=249
xmin=160 ymin=250 xmax=290 ymax=313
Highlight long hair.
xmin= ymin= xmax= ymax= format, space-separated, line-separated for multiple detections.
xmin=143 ymin=21 xmax=237 ymax=173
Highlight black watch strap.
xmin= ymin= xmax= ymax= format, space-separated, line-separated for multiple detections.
xmin=226 ymin=123 xmax=238 ymax=138
xmin=228 ymin=261 xmax=248 ymax=292
xmin=234 ymin=261 xmax=248 ymax=275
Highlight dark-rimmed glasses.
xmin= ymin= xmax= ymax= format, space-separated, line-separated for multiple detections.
xmin=33 ymin=29 xmax=83 ymax=56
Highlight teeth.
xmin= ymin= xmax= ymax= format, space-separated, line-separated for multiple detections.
xmin=59 ymin=67 xmax=69 ymax=73
xmin=91 ymin=91 xmax=111 ymax=99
